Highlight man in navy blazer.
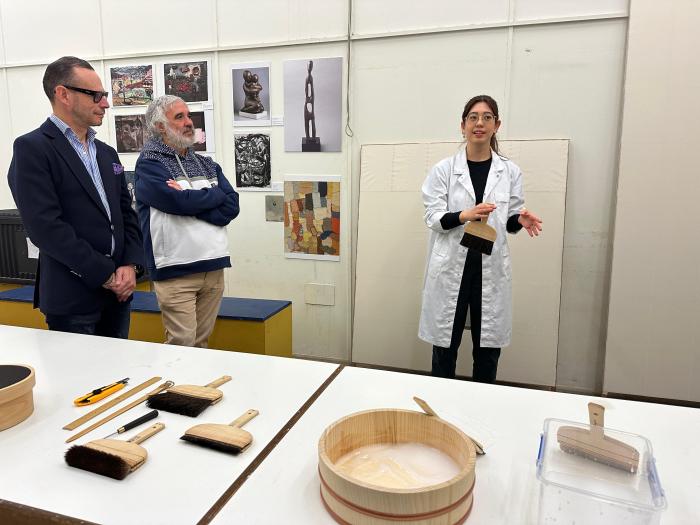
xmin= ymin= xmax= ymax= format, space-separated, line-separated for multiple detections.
xmin=7 ymin=56 xmax=144 ymax=338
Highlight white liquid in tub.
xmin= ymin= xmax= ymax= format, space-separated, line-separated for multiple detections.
xmin=334 ymin=442 xmax=461 ymax=489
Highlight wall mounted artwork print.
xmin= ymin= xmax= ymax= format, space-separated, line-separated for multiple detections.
xmin=283 ymin=176 xmax=340 ymax=261
xmin=189 ymin=110 xmax=216 ymax=152
xmin=265 ymin=195 xmax=284 ymax=222
xmin=283 ymin=57 xmax=342 ymax=152
xmin=234 ymin=134 xmax=271 ymax=190
xmin=110 ymin=65 xmax=153 ymax=106
xmin=124 ymin=171 xmax=136 ymax=211
xmin=163 ymin=60 xmax=210 ymax=102
xmin=232 ymin=63 xmax=271 ymax=127
xmin=114 ymin=114 xmax=146 ymax=153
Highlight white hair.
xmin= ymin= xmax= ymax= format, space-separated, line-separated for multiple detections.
xmin=145 ymin=95 xmax=183 ymax=140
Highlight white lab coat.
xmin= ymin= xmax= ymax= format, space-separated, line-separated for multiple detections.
xmin=418 ymin=148 xmax=525 ymax=349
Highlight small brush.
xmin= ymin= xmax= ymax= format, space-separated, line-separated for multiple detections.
xmin=557 ymin=402 xmax=640 ymax=473
xmin=460 ymin=209 xmax=497 ymax=255
xmin=65 ymin=422 xmax=165 ymax=480
xmin=146 ymin=375 xmax=231 ymax=417
xmin=180 ymin=409 xmax=258 ymax=455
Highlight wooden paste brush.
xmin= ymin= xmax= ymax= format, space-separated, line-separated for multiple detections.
xmin=557 ymin=402 xmax=640 ymax=473
xmin=65 ymin=422 xmax=165 ymax=480
xmin=146 ymin=375 xmax=231 ymax=417
xmin=180 ymin=409 xmax=258 ymax=455
xmin=460 ymin=208 xmax=496 ymax=255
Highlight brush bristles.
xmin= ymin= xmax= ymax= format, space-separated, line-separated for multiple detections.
xmin=146 ymin=392 xmax=212 ymax=417
xmin=65 ymin=445 xmax=131 ymax=480
xmin=460 ymin=232 xmax=494 ymax=255
xmin=180 ymin=434 xmax=243 ymax=455
xmin=559 ymin=443 xmax=638 ymax=473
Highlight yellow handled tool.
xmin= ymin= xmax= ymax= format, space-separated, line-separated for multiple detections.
xmin=73 ymin=377 xmax=129 ymax=406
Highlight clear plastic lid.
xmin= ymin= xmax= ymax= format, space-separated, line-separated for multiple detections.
xmin=536 ymin=418 xmax=666 ymax=511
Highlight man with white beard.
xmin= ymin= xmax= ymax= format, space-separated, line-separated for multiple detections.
xmin=135 ymin=95 xmax=239 ymax=348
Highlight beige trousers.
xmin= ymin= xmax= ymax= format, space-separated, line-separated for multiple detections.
xmin=153 ymin=270 xmax=225 ymax=348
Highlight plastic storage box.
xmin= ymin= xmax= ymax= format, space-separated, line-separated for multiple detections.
xmin=536 ymin=418 xmax=666 ymax=525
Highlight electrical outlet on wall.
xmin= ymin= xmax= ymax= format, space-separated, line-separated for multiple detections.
xmin=304 ymin=283 xmax=335 ymax=306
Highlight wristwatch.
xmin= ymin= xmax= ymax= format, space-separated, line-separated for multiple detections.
xmin=131 ymin=264 xmax=143 ymax=278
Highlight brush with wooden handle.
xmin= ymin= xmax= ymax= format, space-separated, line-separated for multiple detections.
xmin=146 ymin=375 xmax=232 ymax=417
xmin=557 ymin=402 xmax=640 ymax=473
xmin=460 ymin=208 xmax=497 ymax=255
xmin=65 ymin=422 xmax=165 ymax=480
xmin=180 ymin=409 xmax=258 ymax=454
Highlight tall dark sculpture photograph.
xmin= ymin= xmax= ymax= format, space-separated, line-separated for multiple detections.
xmin=302 ymin=60 xmax=320 ymax=152
xmin=284 ymin=57 xmax=342 ymax=152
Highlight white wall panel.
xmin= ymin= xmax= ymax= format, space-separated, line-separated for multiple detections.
xmin=353 ymin=0 xmax=509 ymax=36
xmin=351 ymin=29 xmax=509 ymax=145
xmin=217 ymin=0 xmax=347 ymax=47
xmin=605 ymin=0 xmax=700 ymax=402
xmin=0 ymin=0 xmax=101 ymax=64
xmin=3 ymin=66 xmax=50 ymax=209
xmin=508 ymin=19 xmax=627 ymax=391
xmin=514 ymin=0 xmax=628 ymax=22
xmin=0 ymin=12 xmax=5 ymax=64
xmin=353 ymin=140 xmax=567 ymax=386
xmin=101 ymin=0 xmax=217 ymax=56
xmin=0 ymin=70 xmax=14 ymax=208
xmin=5 ymin=66 xmax=50 ymax=138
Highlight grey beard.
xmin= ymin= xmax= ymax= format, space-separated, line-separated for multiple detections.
xmin=163 ymin=124 xmax=195 ymax=150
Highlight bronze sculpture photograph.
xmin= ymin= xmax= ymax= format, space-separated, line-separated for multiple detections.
xmin=232 ymin=63 xmax=271 ymax=126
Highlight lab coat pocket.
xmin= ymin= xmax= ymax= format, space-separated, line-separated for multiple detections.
xmin=432 ymin=233 xmax=450 ymax=256
xmin=427 ymin=252 xmax=448 ymax=279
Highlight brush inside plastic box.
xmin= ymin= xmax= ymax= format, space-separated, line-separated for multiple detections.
xmin=536 ymin=418 xmax=666 ymax=525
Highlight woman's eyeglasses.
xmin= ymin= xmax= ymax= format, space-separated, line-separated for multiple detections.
xmin=465 ymin=112 xmax=496 ymax=124
xmin=63 ymin=85 xmax=109 ymax=103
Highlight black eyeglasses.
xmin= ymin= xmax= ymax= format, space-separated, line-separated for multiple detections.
xmin=62 ymin=85 xmax=109 ymax=103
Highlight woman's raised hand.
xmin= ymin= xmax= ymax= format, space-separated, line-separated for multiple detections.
xmin=518 ymin=208 xmax=543 ymax=237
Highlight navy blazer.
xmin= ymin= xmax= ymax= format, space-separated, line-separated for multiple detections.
xmin=7 ymin=118 xmax=144 ymax=315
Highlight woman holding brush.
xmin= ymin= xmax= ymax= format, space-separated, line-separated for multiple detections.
xmin=418 ymin=95 xmax=542 ymax=383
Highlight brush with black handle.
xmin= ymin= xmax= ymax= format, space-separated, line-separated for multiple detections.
xmin=460 ymin=202 xmax=497 ymax=255
xmin=103 ymin=410 xmax=159 ymax=439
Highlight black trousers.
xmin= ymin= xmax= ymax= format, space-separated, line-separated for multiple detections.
xmin=431 ymin=251 xmax=501 ymax=383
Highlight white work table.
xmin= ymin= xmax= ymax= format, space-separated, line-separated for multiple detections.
xmin=0 ymin=325 xmax=339 ymax=525
xmin=212 ymin=365 xmax=700 ymax=524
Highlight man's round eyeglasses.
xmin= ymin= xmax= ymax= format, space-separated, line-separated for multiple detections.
xmin=465 ymin=112 xmax=496 ymax=124
xmin=63 ymin=85 xmax=109 ymax=103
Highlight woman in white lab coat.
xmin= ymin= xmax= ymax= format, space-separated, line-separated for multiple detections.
xmin=419 ymin=95 xmax=542 ymax=382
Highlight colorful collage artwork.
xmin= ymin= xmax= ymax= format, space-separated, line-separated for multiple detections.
xmin=284 ymin=178 xmax=340 ymax=260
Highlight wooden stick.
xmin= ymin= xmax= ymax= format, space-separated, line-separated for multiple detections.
xmin=65 ymin=381 xmax=173 ymax=443
xmin=63 ymin=376 xmax=162 ymax=430
xmin=413 ymin=396 xmax=485 ymax=455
